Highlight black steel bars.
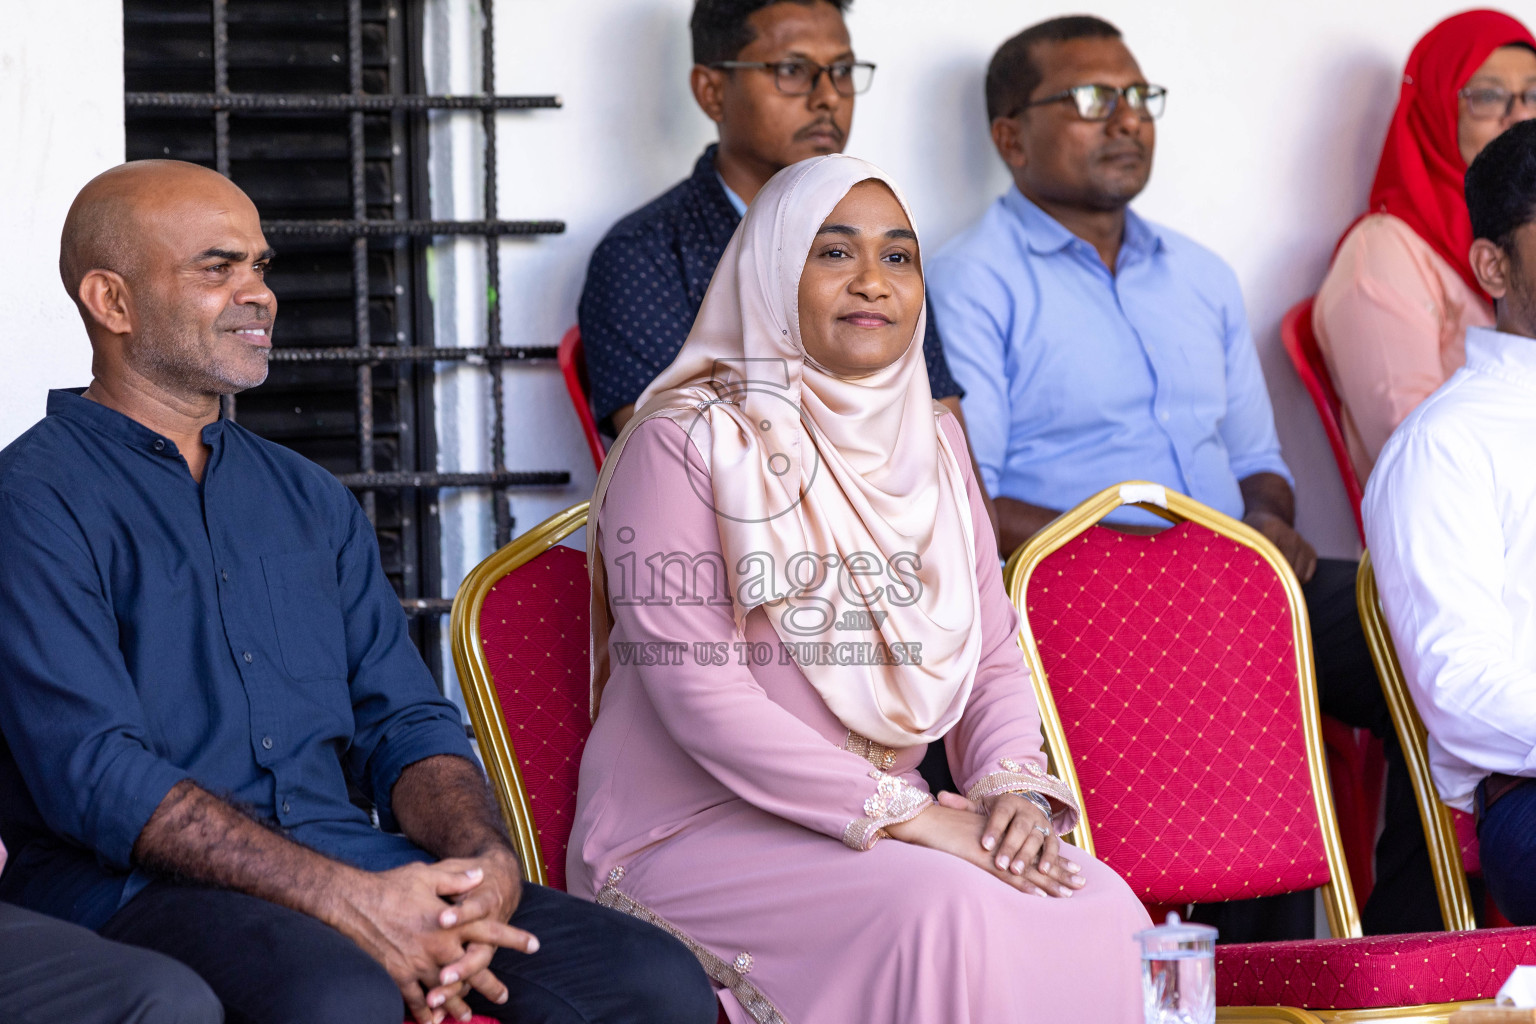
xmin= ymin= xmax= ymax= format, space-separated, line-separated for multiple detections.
xmin=131 ymin=1 xmax=572 ymax=625
xmin=347 ymin=0 xmax=376 ymax=525
xmin=212 ymin=0 xmax=234 ymax=422
xmin=338 ymin=470 xmax=567 ymax=489
xmin=482 ymin=0 xmax=512 ymax=549
xmin=210 ymin=0 xmax=230 ymax=176
xmin=259 ymin=218 xmax=563 ymax=237
xmin=125 ymin=92 xmax=560 ymax=112
xmin=268 ymin=345 xmax=555 ymax=363
xmin=385 ymin=2 xmax=420 ymax=604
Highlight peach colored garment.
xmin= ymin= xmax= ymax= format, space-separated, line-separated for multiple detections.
xmin=568 ymin=412 xmax=1149 ymax=1024
xmin=1314 ymin=213 xmax=1492 ymax=482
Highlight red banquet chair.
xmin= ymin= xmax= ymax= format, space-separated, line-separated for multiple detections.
xmin=451 ymin=501 xmax=594 ymax=891
xmin=557 ymin=326 xmax=606 ymax=471
xmin=1358 ymin=554 xmax=1515 ymax=931
xmin=449 ymin=502 xmax=733 ymax=1024
xmin=1280 ymin=296 xmax=1385 ymax=910
xmin=1004 ymin=482 xmax=1536 ymax=1022
xmin=1280 ymin=297 xmax=1364 ymax=542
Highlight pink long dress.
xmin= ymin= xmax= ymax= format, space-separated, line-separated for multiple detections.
xmin=567 ymin=411 xmax=1149 ymax=1024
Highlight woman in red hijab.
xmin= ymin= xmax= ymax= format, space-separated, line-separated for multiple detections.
xmin=1315 ymin=10 xmax=1535 ymax=483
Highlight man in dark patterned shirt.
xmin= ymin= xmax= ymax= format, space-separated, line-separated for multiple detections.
xmin=579 ymin=1 xmax=984 ymax=523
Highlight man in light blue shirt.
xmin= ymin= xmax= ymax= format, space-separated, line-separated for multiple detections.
xmin=931 ymin=179 xmax=1289 ymax=536
xmin=929 ymin=14 xmax=1436 ymax=938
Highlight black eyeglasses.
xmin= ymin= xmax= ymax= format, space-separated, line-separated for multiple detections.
xmin=709 ymin=59 xmax=877 ymax=97
xmin=1459 ymin=85 xmax=1536 ymax=121
xmin=1018 ymin=83 xmax=1167 ymax=122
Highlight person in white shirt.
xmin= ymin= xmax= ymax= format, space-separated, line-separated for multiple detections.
xmin=1364 ymin=117 xmax=1536 ymax=925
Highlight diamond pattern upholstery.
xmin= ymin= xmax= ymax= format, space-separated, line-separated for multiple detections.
xmin=1026 ymin=522 xmax=1330 ymax=905
xmin=463 ymin=531 xmax=731 ymax=1024
xmin=1020 ymin=502 xmax=1536 ymax=1015
xmin=1217 ymin=928 xmax=1536 ymax=1008
xmin=476 ymin=544 xmax=592 ymax=893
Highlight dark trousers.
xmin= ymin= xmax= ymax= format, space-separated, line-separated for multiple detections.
xmin=1477 ymin=778 xmax=1536 ymax=924
xmin=0 ymin=900 xmax=222 ymax=1024
xmin=1192 ymin=558 xmax=1439 ymax=940
xmin=100 ymin=880 xmax=717 ymax=1024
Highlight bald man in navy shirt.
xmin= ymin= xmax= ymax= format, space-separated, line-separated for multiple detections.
xmin=0 ymin=160 xmax=714 ymax=1024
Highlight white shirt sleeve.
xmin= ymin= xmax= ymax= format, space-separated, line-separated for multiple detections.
xmin=1364 ymin=418 xmax=1536 ymax=804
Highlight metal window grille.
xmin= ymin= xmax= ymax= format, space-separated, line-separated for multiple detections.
xmin=124 ymin=0 xmax=569 ymax=683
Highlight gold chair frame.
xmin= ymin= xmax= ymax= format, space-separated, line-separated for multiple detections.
xmin=1002 ymin=485 xmax=1497 ymax=1022
xmin=1216 ymin=1003 xmax=1498 ymax=1024
xmin=1356 ymin=552 xmax=1478 ymax=932
xmin=1002 ymin=481 xmax=1360 ymax=939
xmin=441 ymin=496 xmax=1488 ymax=1021
xmin=449 ymin=501 xmax=590 ymax=886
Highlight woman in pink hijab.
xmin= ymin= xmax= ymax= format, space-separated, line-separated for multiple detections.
xmin=567 ymin=155 xmax=1147 ymax=1023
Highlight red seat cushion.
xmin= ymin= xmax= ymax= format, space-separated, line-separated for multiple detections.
xmin=1217 ymin=927 xmax=1536 ymax=1008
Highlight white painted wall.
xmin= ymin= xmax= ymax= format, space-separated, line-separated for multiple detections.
xmin=480 ymin=0 xmax=1495 ymax=565
xmin=0 ymin=0 xmax=124 ymax=445
xmin=0 ymin=0 xmax=1492 ymax=683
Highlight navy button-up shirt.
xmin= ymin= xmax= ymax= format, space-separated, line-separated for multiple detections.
xmin=579 ymin=145 xmax=962 ymax=427
xmin=0 ymin=390 xmax=473 ymax=929
xmin=929 ymin=188 xmax=1291 ymax=527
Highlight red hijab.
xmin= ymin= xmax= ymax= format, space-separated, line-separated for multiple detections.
xmin=1361 ymin=9 xmax=1535 ymax=297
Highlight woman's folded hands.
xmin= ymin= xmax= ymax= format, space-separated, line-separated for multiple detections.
xmin=883 ymin=792 xmax=1086 ymax=898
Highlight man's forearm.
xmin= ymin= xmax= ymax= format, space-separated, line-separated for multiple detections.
xmin=1239 ymin=471 xmax=1296 ymax=526
xmin=132 ymin=779 xmax=359 ymax=929
xmin=1238 ymin=471 xmax=1317 ymax=582
xmin=995 ymin=497 xmax=1065 ymax=559
xmin=995 ymin=495 xmax=1166 ymax=559
xmin=391 ymin=755 xmax=515 ymax=863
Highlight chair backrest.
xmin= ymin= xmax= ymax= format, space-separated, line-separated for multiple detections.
xmin=1356 ymin=552 xmax=1480 ymax=931
xmin=1280 ymin=297 xmax=1365 ymax=543
xmin=1005 ymin=482 xmax=1360 ymax=937
xmin=450 ymin=502 xmax=592 ymax=890
xmin=558 ymin=326 xmax=605 ymax=471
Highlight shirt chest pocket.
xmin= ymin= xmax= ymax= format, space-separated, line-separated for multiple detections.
xmin=261 ymin=551 xmax=348 ymax=682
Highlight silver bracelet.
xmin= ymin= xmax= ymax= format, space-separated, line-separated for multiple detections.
xmin=1020 ymin=790 xmax=1054 ymax=820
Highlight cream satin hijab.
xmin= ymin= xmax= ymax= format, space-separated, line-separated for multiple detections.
xmin=589 ymin=155 xmax=982 ymax=749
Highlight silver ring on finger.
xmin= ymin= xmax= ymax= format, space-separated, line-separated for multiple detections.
xmin=1032 ymin=824 xmax=1051 ymax=839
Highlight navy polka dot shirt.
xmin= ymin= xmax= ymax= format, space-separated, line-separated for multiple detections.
xmin=578 ymin=145 xmax=962 ymax=428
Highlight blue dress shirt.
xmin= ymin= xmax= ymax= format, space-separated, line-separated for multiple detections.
xmin=0 ymin=390 xmax=474 ymax=929
xmin=578 ymin=145 xmax=961 ymax=426
xmin=928 ymin=188 xmax=1290 ymax=525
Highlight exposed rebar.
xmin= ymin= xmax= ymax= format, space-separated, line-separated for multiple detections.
xmin=348 ymin=0 xmax=376 ymax=525
xmin=337 ymin=470 xmax=569 ymax=489
xmin=212 ymin=0 xmax=235 ymax=423
xmin=268 ymin=345 xmax=555 ymax=363
xmin=126 ymin=90 xmax=561 ymax=112
xmin=259 ymin=218 xmax=563 ymax=238
xmin=482 ymin=0 xmax=511 ymax=548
